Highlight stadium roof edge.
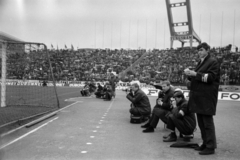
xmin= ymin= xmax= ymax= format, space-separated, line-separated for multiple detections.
xmin=0 ymin=31 xmax=24 ymax=42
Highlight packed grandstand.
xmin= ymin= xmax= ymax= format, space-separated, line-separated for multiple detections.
xmin=2 ymin=44 xmax=240 ymax=86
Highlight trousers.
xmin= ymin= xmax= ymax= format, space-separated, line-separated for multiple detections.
xmin=167 ymin=114 xmax=195 ymax=135
xmin=148 ymin=108 xmax=170 ymax=128
xmin=129 ymin=107 xmax=141 ymax=116
xmin=197 ymin=114 xmax=217 ymax=149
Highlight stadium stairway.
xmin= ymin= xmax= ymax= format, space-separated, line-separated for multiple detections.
xmin=119 ymin=51 xmax=150 ymax=78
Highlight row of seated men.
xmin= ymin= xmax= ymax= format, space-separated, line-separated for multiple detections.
xmin=80 ymin=80 xmax=115 ymax=101
xmin=126 ymin=80 xmax=197 ymax=143
xmin=80 ymin=81 xmax=97 ymax=97
xmin=95 ymin=82 xmax=114 ymax=101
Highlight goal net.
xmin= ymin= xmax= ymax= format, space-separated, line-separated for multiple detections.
xmin=0 ymin=41 xmax=59 ymax=127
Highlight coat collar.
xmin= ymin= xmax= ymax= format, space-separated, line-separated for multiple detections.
xmin=134 ymin=88 xmax=140 ymax=94
xmin=195 ymin=54 xmax=210 ymax=71
xmin=177 ymin=98 xmax=186 ymax=107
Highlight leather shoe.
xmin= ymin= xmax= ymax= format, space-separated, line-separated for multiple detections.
xmin=142 ymin=127 xmax=154 ymax=133
xmin=141 ymin=123 xmax=150 ymax=128
xmin=194 ymin=144 xmax=206 ymax=151
xmin=163 ymin=133 xmax=171 ymax=139
xmin=199 ymin=148 xmax=215 ymax=155
xmin=163 ymin=132 xmax=177 ymax=142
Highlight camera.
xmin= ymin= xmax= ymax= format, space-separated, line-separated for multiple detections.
xmin=158 ymin=90 xmax=164 ymax=99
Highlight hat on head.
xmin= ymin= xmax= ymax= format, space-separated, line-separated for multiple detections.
xmin=174 ymin=88 xmax=183 ymax=93
xmin=173 ymin=90 xmax=184 ymax=98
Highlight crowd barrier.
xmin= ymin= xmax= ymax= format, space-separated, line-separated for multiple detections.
xmin=1 ymin=80 xmax=240 ymax=101
xmin=141 ymin=88 xmax=240 ymax=101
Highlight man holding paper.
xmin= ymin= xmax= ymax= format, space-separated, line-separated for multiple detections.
xmin=184 ymin=42 xmax=220 ymax=155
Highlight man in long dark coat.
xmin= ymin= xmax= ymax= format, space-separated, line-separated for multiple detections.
xmin=184 ymin=42 xmax=220 ymax=155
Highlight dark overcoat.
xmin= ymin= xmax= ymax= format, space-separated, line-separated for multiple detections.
xmin=188 ymin=54 xmax=220 ymax=115
xmin=126 ymin=89 xmax=151 ymax=115
xmin=152 ymin=86 xmax=175 ymax=117
xmin=171 ymin=99 xmax=196 ymax=134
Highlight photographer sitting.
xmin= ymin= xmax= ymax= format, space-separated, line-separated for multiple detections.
xmin=103 ymin=82 xmax=113 ymax=101
xmin=80 ymin=82 xmax=90 ymax=96
xmin=126 ymin=83 xmax=151 ymax=117
xmin=163 ymin=91 xmax=196 ymax=142
xmin=95 ymin=83 xmax=104 ymax=98
xmin=89 ymin=79 xmax=97 ymax=94
xmin=142 ymin=80 xmax=175 ymax=133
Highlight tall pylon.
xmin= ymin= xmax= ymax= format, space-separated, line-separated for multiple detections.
xmin=165 ymin=0 xmax=201 ymax=48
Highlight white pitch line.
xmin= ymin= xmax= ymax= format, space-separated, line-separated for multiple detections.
xmin=1 ymin=101 xmax=79 ymax=137
xmin=0 ymin=117 xmax=58 ymax=150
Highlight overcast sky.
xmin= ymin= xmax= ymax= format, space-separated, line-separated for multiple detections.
xmin=0 ymin=0 xmax=240 ymax=49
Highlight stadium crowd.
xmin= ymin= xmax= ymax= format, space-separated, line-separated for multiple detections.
xmin=2 ymin=45 xmax=240 ymax=85
xmin=131 ymin=46 xmax=240 ymax=85
xmin=5 ymin=48 xmax=145 ymax=81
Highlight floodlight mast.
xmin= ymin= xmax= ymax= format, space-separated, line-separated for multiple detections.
xmin=165 ymin=0 xmax=201 ymax=49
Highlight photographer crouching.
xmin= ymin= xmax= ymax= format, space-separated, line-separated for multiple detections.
xmin=126 ymin=83 xmax=151 ymax=121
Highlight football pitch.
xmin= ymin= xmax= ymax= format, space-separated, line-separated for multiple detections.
xmin=0 ymin=86 xmax=81 ymax=127
xmin=1 ymin=88 xmax=240 ymax=160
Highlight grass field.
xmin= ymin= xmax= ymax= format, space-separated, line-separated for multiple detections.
xmin=0 ymin=86 xmax=82 ymax=128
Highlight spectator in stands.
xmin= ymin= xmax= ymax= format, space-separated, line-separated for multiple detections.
xmin=184 ymin=42 xmax=220 ymax=155
xmin=126 ymin=83 xmax=151 ymax=117
xmin=42 ymin=80 xmax=47 ymax=87
xmin=141 ymin=80 xmax=175 ymax=133
xmin=163 ymin=90 xmax=196 ymax=142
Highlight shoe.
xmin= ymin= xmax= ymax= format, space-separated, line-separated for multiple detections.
xmin=163 ymin=132 xmax=177 ymax=142
xmin=183 ymin=134 xmax=194 ymax=142
xmin=141 ymin=123 xmax=150 ymax=128
xmin=183 ymin=137 xmax=191 ymax=142
xmin=194 ymin=144 xmax=206 ymax=151
xmin=199 ymin=148 xmax=215 ymax=155
xmin=142 ymin=127 xmax=154 ymax=133
xmin=163 ymin=133 xmax=171 ymax=139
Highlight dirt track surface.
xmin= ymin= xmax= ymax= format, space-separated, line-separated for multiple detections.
xmin=1 ymin=90 xmax=240 ymax=160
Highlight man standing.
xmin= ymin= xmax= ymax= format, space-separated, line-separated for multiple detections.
xmin=109 ymin=74 xmax=117 ymax=98
xmin=184 ymin=42 xmax=220 ymax=155
xmin=126 ymin=83 xmax=151 ymax=117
